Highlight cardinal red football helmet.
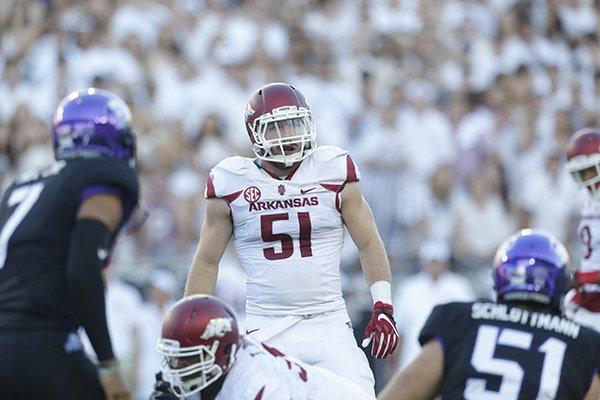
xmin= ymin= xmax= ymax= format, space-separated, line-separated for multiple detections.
xmin=156 ymin=295 xmax=240 ymax=397
xmin=566 ymin=127 xmax=600 ymax=198
xmin=245 ymin=82 xmax=316 ymax=167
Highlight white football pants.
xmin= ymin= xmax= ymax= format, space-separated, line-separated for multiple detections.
xmin=245 ymin=308 xmax=375 ymax=397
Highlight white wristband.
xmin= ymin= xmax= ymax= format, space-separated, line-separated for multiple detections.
xmin=369 ymin=280 xmax=392 ymax=305
xmin=98 ymin=359 xmax=121 ymax=375
xmin=98 ymin=364 xmax=120 ymax=375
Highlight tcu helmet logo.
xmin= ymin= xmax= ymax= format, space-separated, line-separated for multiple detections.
xmin=55 ymin=124 xmax=75 ymax=147
xmin=243 ymin=186 xmax=261 ymax=202
xmin=532 ymin=266 xmax=549 ymax=288
xmin=509 ymin=262 xmax=527 ymax=286
xmin=200 ymin=317 xmax=234 ymax=340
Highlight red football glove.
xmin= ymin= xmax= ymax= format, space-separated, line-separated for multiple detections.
xmin=572 ymin=271 xmax=600 ymax=288
xmin=570 ymin=271 xmax=600 ymax=312
xmin=362 ymin=301 xmax=399 ymax=359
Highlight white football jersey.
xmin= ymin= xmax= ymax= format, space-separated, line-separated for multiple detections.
xmin=215 ymin=337 xmax=374 ymax=400
xmin=564 ymin=194 xmax=600 ymax=329
xmin=207 ymin=146 xmax=359 ymax=316
xmin=577 ymin=196 xmax=600 ymax=274
xmin=570 ymin=194 xmax=600 ymax=315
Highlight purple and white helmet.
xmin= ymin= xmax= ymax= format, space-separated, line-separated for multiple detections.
xmin=493 ymin=229 xmax=571 ymax=311
xmin=52 ymin=88 xmax=136 ymax=166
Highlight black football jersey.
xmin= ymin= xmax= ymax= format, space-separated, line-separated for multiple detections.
xmin=0 ymin=158 xmax=139 ymax=332
xmin=420 ymin=301 xmax=600 ymax=400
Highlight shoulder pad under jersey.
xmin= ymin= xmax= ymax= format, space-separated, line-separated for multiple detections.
xmin=308 ymin=146 xmax=360 ymax=184
xmin=311 ymin=145 xmax=349 ymax=162
xmin=207 ymin=156 xmax=254 ymax=200
xmin=212 ymin=156 xmax=253 ymax=176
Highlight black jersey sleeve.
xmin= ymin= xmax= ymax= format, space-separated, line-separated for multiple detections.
xmin=80 ymin=159 xmax=140 ymax=227
xmin=419 ymin=304 xmax=446 ymax=346
xmin=66 ymin=219 xmax=115 ymax=361
xmin=420 ymin=302 xmax=455 ymax=344
xmin=419 ymin=302 xmax=474 ymax=349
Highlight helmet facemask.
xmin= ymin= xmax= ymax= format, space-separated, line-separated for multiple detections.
xmin=565 ymin=153 xmax=600 ymax=199
xmin=249 ymin=105 xmax=316 ymax=167
xmin=157 ymin=338 xmax=237 ymax=398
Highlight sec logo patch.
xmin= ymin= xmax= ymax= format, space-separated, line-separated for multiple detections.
xmin=243 ymin=186 xmax=261 ymax=202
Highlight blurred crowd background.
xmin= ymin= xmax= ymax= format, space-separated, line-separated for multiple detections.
xmin=2 ymin=0 xmax=600 ymax=396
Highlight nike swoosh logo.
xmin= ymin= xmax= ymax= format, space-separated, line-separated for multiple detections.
xmin=246 ymin=328 xmax=260 ymax=335
xmin=300 ymin=187 xmax=317 ymax=194
xmin=97 ymin=248 xmax=109 ymax=261
xmin=377 ymin=314 xmax=399 ymax=334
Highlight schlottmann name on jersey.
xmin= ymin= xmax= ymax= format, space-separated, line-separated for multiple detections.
xmin=249 ymin=197 xmax=318 ymax=212
xmin=471 ymin=302 xmax=580 ymax=339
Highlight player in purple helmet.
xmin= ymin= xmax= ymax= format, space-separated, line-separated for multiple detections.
xmin=0 ymin=88 xmax=141 ymax=400
xmin=380 ymin=229 xmax=600 ymax=400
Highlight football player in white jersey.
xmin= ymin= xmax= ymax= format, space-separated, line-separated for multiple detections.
xmin=150 ymin=295 xmax=375 ymax=400
xmin=183 ymin=82 xmax=398 ymax=395
xmin=564 ymin=127 xmax=600 ymax=331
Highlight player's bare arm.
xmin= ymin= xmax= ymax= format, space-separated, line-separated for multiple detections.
xmin=583 ymin=373 xmax=600 ymax=400
xmin=341 ymin=181 xmax=398 ymax=359
xmin=184 ymin=197 xmax=233 ymax=296
xmin=341 ymin=181 xmax=391 ymax=285
xmin=378 ymin=339 xmax=443 ymax=400
xmin=77 ymin=193 xmax=124 ymax=231
xmin=76 ymin=194 xmax=133 ymax=400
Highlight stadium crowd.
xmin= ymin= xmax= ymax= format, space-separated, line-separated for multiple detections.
xmin=2 ymin=0 xmax=600 ymax=397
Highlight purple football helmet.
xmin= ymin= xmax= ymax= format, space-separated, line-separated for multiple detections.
xmin=52 ymin=88 xmax=136 ymax=166
xmin=493 ymin=229 xmax=571 ymax=311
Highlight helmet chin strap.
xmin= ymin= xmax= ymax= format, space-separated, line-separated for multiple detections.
xmin=261 ymin=158 xmax=296 ymax=173
xmin=254 ymin=143 xmax=303 ymax=169
xmin=268 ymin=155 xmax=300 ymax=170
xmin=282 ymin=159 xmax=295 ymax=168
